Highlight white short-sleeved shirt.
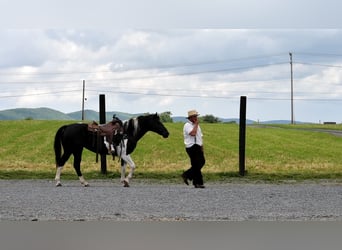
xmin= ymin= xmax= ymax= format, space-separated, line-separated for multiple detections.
xmin=183 ymin=121 xmax=203 ymax=148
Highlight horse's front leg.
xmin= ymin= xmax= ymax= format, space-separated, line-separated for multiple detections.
xmin=125 ymin=155 xmax=136 ymax=180
xmin=120 ymin=154 xmax=136 ymax=187
xmin=79 ymin=176 xmax=89 ymax=187
xmin=116 ymin=144 xmax=128 ymax=187
xmin=120 ymin=159 xmax=128 ymax=187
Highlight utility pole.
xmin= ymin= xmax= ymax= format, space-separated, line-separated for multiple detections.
xmin=289 ymin=52 xmax=294 ymax=124
xmin=82 ymin=80 xmax=85 ymax=121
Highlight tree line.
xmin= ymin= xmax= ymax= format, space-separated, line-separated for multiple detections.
xmin=158 ymin=111 xmax=222 ymax=123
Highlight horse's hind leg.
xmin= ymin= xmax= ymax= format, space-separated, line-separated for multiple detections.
xmin=55 ymin=166 xmax=63 ymax=187
xmin=73 ymin=150 xmax=89 ymax=187
xmin=55 ymin=151 xmax=72 ymax=187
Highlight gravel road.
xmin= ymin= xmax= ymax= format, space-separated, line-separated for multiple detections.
xmin=1 ymin=179 xmax=342 ymax=221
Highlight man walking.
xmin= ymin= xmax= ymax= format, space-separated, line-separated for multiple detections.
xmin=182 ymin=110 xmax=206 ymax=188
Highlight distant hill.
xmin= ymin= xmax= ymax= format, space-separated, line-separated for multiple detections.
xmin=259 ymin=120 xmax=309 ymax=124
xmin=0 ymin=107 xmax=143 ymax=122
xmin=0 ymin=107 xmax=307 ymax=124
xmin=67 ymin=110 xmax=143 ymax=121
xmin=172 ymin=116 xmax=255 ymax=124
xmin=0 ymin=108 xmax=72 ymax=120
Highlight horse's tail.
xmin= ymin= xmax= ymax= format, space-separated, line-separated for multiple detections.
xmin=54 ymin=125 xmax=66 ymax=167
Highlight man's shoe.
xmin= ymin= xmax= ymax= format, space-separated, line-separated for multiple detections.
xmin=181 ymin=172 xmax=189 ymax=185
xmin=194 ymin=184 xmax=205 ymax=188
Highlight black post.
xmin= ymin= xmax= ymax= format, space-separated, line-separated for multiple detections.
xmin=99 ymin=94 xmax=107 ymax=175
xmin=239 ymin=96 xmax=247 ymax=176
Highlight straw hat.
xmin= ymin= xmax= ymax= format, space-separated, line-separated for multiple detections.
xmin=187 ymin=110 xmax=199 ymax=118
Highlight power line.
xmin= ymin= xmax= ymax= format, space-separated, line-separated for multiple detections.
xmin=295 ymin=52 xmax=342 ymax=57
xmin=0 ymin=89 xmax=80 ymax=98
xmin=0 ymin=53 xmax=287 ymax=76
xmin=1 ymin=52 xmax=342 ymax=80
xmin=295 ymin=62 xmax=342 ymax=68
xmin=0 ymin=62 xmax=289 ymax=84
xmin=2 ymin=53 xmax=342 ymax=85
xmin=1 ymin=86 xmax=341 ymax=103
xmin=1 ymin=52 xmax=342 ymax=105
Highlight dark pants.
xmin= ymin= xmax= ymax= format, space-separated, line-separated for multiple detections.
xmin=185 ymin=144 xmax=205 ymax=186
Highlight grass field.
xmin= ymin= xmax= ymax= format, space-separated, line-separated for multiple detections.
xmin=0 ymin=120 xmax=342 ymax=183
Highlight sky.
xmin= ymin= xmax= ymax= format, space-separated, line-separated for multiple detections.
xmin=1 ymin=1 xmax=342 ymax=123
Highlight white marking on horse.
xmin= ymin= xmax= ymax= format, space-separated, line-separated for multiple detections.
xmin=79 ymin=176 xmax=89 ymax=187
xmin=55 ymin=166 xmax=63 ymax=186
xmin=116 ymin=139 xmax=136 ymax=187
xmin=133 ymin=118 xmax=138 ymax=137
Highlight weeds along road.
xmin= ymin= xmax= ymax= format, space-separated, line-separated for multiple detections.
xmin=1 ymin=179 xmax=342 ymax=221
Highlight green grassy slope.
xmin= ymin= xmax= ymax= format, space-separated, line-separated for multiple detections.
xmin=0 ymin=120 xmax=341 ymax=182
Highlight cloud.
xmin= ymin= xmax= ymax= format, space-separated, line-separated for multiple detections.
xmin=1 ymin=29 xmax=342 ymax=122
xmin=0 ymin=30 xmax=47 ymax=68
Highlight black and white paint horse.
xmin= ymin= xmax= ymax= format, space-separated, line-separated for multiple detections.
xmin=54 ymin=113 xmax=169 ymax=187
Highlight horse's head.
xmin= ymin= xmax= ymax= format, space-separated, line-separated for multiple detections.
xmin=144 ymin=113 xmax=169 ymax=138
xmin=123 ymin=113 xmax=169 ymax=155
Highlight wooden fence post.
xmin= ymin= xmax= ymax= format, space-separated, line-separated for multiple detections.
xmin=99 ymin=94 xmax=107 ymax=175
xmin=239 ymin=96 xmax=247 ymax=176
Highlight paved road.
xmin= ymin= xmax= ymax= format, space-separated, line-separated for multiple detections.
xmin=1 ymin=179 xmax=342 ymax=221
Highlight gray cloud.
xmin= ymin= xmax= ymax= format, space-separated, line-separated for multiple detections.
xmin=1 ymin=29 xmax=342 ymax=122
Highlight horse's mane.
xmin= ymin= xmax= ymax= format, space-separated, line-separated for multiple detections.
xmin=123 ymin=117 xmax=139 ymax=137
xmin=123 ymin=114 xmax=159 ymax=139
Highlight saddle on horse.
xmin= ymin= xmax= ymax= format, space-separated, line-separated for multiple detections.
xmin=88 ymin=116 xmax=123 ymax=154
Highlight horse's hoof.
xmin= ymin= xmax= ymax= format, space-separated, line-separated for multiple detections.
xmin=83 ymin=183 xmax=89 ymax=187
xmin=56 ymin=182 xmax=62 ymax=187
xmin=123 ymin=180 xmax=130 ymax=187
